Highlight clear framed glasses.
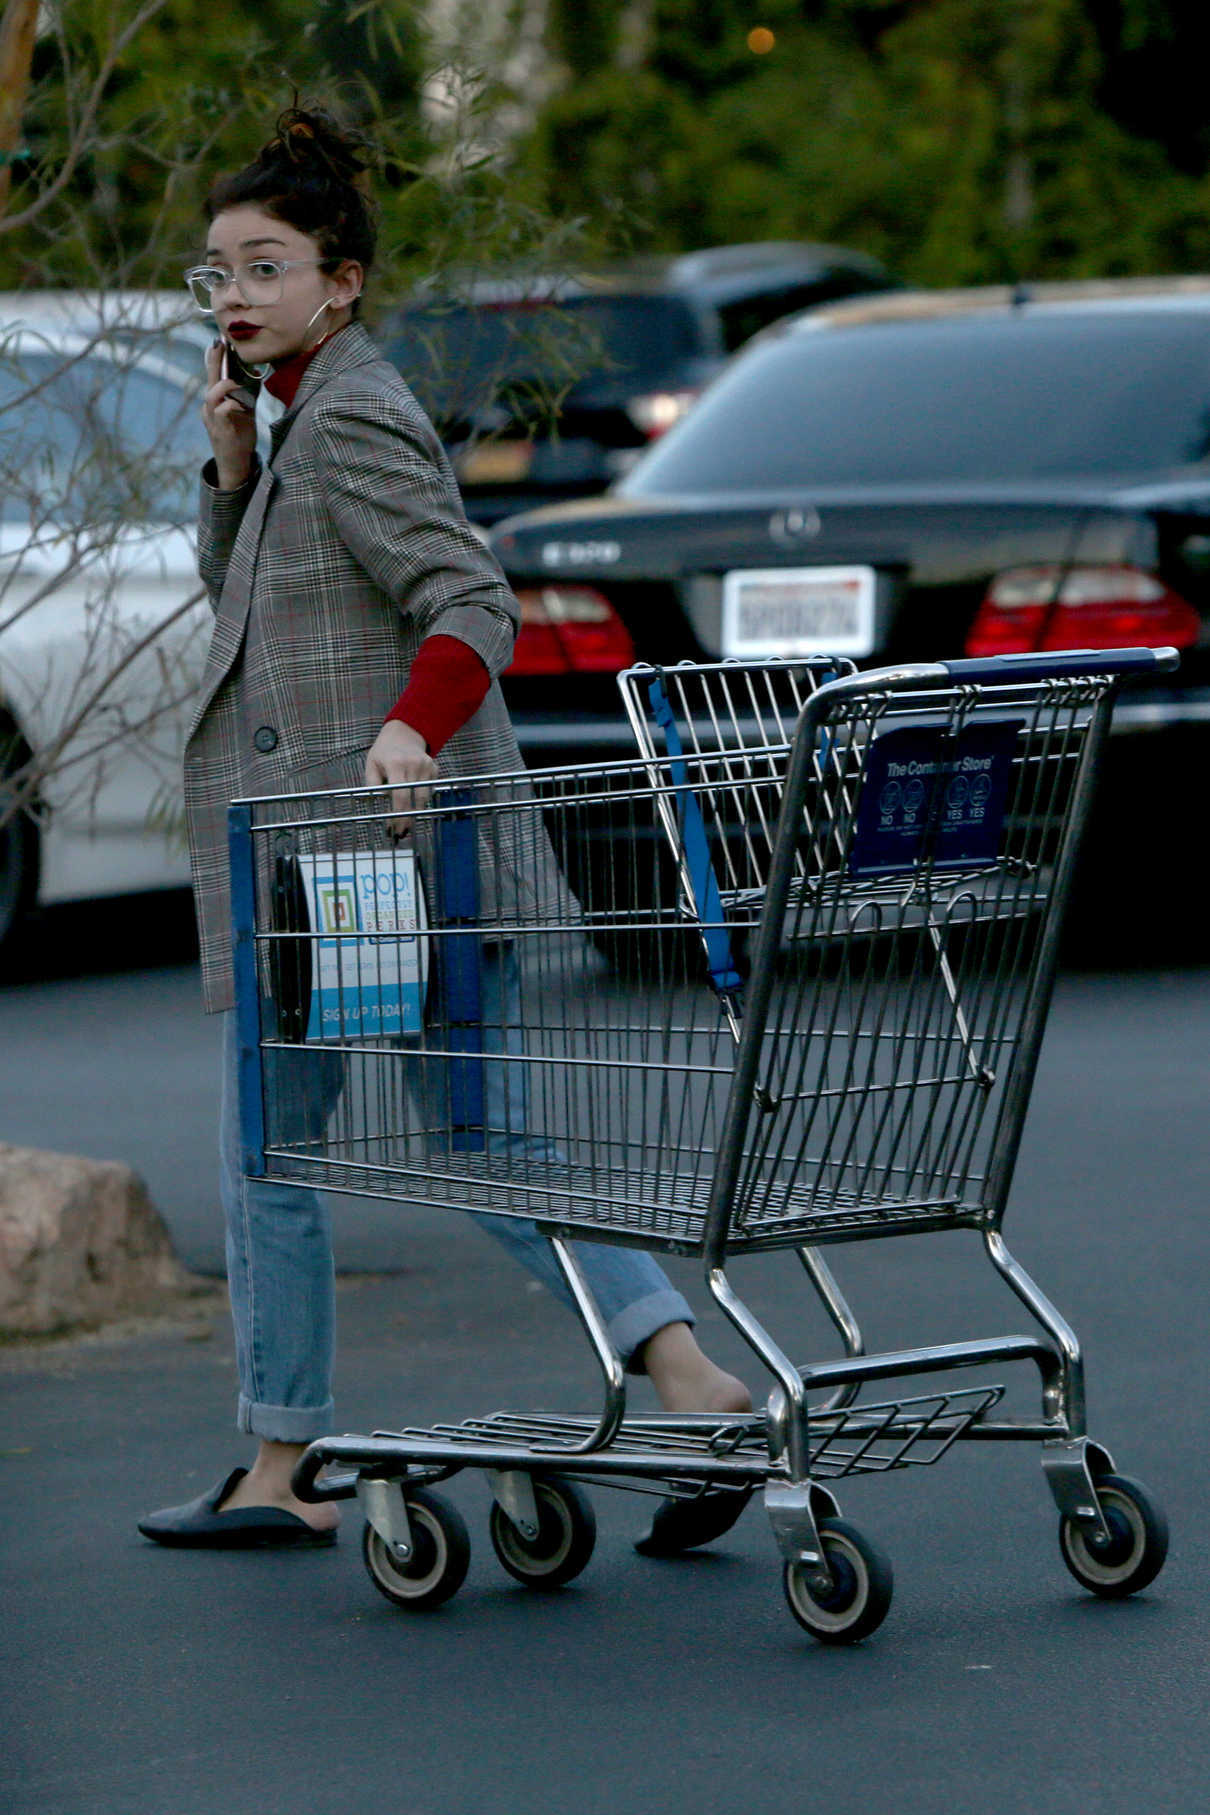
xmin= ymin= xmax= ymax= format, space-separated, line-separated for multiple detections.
xmin=183 ymin=258 xmax=328 ymax=312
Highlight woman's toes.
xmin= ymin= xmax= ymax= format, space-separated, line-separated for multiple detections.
xmin=703 ymin=1369 xmax=753 ymax=1415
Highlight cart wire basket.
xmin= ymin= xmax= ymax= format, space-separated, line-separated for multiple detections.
xmin=228 ymin=648 xmax=1174 ymax=1643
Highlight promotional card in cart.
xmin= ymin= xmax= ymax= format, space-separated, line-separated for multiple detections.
xmin=294 ymin=849 xmax=427 ymax=1040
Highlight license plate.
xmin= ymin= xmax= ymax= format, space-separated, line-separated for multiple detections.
xmin=721 ymin=566 xmax=876 ymax=657
xmin=457 ymin=439 xmax=534 ymax=484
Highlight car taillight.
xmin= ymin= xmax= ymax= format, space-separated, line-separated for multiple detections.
xmin=965 ymin=564 xmax=1200 ymax=656
xmin=625 ymin=389 xmax=700 ymax=438
xmin=506 ymin=586 xmax=636 ymax=675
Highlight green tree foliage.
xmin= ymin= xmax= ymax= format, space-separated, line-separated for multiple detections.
xmin=10 ymin=2 xmax=1210 ymax=296
xmin=521 ymin=0 xmax=1210 ymax=285
xmin=547 ymin=0 xmax=622 ymax=78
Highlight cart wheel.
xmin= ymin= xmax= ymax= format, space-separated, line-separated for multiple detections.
xmin=362 ymin=1486 xmax=470 ymax=1611
xmin=1058 ymin=1473 xmax=1168 ymax=1599
xmin=488 ymin=1476 xmax=597 ymax=1590
xmin=782 ymin=1519 xmax=893 ymax=1645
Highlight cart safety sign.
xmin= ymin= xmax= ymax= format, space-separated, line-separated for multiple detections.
xmin=294 ymin=850 xmax=428 ymax=1040
xmin=849 ymin=721 xmax=1021 ymax=875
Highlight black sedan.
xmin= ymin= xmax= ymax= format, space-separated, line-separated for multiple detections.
xmin=493 ymin=280 xmax=1210 ymax=787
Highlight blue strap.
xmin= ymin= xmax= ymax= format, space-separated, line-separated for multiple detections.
xmin=648 ymin=676 xmax=743 ymax=997
xmin=435 ymin=794 xmax=485 ymax=1152
xmin=227 ymin=804 xmax=266 ymax=1178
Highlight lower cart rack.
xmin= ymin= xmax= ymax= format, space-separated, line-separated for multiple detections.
xmin=320 ymin=1382 xmax=1008 ymax=1488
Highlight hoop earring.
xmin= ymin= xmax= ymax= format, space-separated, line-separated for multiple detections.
xmin=302 ymin=292 xmax=360 ymax=348
xmin=303 ymin=297 xmax=336 ymax=341
xmin=222 ymin=337 xmax=273 ymax=383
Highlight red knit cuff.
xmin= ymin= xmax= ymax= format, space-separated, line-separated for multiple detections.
xmin=385 ymin=634 xmax=492 ymax=757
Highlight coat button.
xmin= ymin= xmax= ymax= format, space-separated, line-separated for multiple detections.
xmin=253 ymin=726 xmax=279 ymax=753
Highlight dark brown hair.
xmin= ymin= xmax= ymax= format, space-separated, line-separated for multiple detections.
xmin=205 ymin=105 xmax=378 ymax=285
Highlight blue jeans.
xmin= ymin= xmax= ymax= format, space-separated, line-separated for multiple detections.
xmin=219 ymin=946 xmax=693 ymax=1441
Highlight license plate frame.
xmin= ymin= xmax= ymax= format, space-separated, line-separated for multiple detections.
xmin=721 ymin=565 xmax=876 ymax=657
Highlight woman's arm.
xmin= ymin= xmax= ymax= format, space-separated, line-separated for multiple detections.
xmin=362 ymin=633 xmax=492 ymax=814
xmin=312 ymin=387 xmax=520 ymax=825
xmin=197 ymin=460 xmax=261 ymax=608
xmin=309 ymin=391 xmax=520 ymax=676
xmin=383 ymin=633 xmax=492 ymax=755
xmin=196 ymin=340 xmax=262 ymax=609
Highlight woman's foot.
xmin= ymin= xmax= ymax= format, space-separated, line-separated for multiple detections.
xmin=635 ymin=1323 xmax=754 ymax=1556
xmin=217 ymin=1440 xmax=340 ymax=1533
xmin=641 ymin=1322 xmax=752 ymax=1416
xmin=634 ymin=1485 xmax=753 ymax=1557
xmin=137 ymin=1464 xmax=338 ymax=1548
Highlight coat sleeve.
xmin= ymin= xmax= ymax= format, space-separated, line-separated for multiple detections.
xmin=196 ymin=458 xmax=262 ymax=610
xmin=308 ymin=393 xmax=520 ymax=678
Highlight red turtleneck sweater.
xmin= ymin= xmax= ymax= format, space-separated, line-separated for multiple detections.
xmin=265 ymin=336 xmax=492 ymax=756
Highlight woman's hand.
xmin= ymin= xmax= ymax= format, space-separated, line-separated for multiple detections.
xmin=202 ymin=340 xmax=258 ymax=490
xmin=364 ymin=718 xmax=438 ymax=834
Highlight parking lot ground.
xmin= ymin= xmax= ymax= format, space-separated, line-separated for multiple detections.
xmin=2 ymin=1230 xmax=1208 ymax=1815
xmin=2 ymin=906 xmax=1209 ymax=1814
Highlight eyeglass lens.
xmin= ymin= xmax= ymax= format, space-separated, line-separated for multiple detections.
xmin=186 ymin=262 xmax=287 ymax=309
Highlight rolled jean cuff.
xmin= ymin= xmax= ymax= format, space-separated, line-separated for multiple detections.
xmin=237 ymin=1392 xmax=335 ymax=1443
xmin=609 ymin=1288 xmax=695 ymax=1375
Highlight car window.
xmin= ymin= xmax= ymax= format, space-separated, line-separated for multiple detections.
xmin=0 ymin=349 xmax=207 ymax=525
xmin=385 ymin=293 xmax=701 ymax=428
xmin=621 ymin=311 xmax=1210 ymax=493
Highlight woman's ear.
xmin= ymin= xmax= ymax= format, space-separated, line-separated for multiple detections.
xmin=331 ymin=260 xmax=364 ymax=309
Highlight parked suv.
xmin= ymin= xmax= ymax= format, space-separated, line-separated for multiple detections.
xmin=378 ymin=242 xmax=899 ymax=524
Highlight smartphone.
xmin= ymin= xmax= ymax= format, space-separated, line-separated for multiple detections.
xmin=222 ymin=341 xmax=261 ymax=414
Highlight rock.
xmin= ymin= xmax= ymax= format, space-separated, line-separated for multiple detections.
xmin=0 ymin=1143 xmax=195 ymax=1336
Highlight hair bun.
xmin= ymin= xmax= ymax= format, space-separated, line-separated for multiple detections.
xmin=263 ymin=105 xmax=372 ymax=190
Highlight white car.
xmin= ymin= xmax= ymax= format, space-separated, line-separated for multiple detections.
xmin=0 ymin=293 xmax=215 ymax=957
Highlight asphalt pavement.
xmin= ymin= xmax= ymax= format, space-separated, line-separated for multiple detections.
xmin=2 ymin=893 xmax=1208 ymax=1815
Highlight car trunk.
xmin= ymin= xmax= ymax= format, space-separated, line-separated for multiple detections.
xmin=499 ymin=484 xmax=1189 ymax=658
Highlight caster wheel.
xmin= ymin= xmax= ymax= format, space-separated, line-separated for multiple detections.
xmin=362 ymin=1486 xmax=470 ymax=1610
xmin=489 ymin=1476 xmax=597 ymax=1590
xmin=1059 ymin=1473 xmax=1168 ymax=1599
xmin=783 ymin=1518 xmax=893 ymax=1645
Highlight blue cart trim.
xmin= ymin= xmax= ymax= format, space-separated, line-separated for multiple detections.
xmin=436 ymin=793 xmax=485 ymax=1151
xmin=227 ymin=804 xmax=266 ymax=1178
xmin=942 ymin=647 xmax=1179 ymax=684
xmin=647 ymin=676 xmax=743 ymax=997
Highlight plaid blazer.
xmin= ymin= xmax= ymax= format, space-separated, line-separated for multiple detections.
xmin=184 ymin=323 xmax=527 ymax=1012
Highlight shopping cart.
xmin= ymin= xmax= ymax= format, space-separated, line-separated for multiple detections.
xmin=227 ymin=647 xmax=1174 ymax=1644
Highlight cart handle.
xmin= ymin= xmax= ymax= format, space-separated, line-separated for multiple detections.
xmin=798 ymin=647 xmax=1180 ymax=714
xmin=938 ymin=646 xmax=1179 ymax=684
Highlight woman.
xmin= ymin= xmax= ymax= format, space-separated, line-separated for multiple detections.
xmin=139 ymin=107 xmax=749 ymax=1552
